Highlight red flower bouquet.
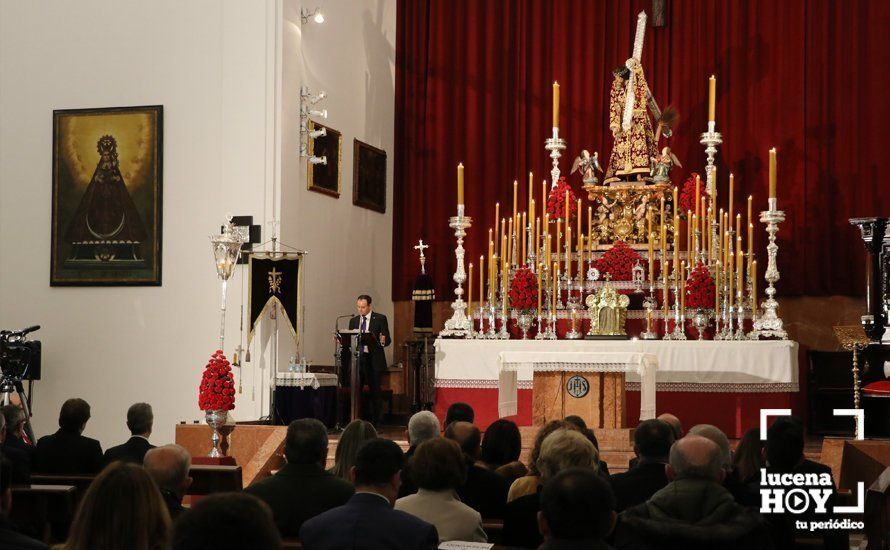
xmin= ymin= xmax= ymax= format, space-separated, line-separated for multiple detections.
xmin=678 ymin=172 xmax=707 ymax=219
xmin=685 ymin=263 xmax=716 ymax=309
xmin=509 ymin=266 xmax=539 ymax=312
xmin=546 ymin=177 xmax=578 ymax=221
xmin=198 ymin=350 xmax=236 ymax=411
xmin=595 ymin=241 xmax=641 ymax=281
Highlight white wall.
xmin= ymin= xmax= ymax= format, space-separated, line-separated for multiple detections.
xmin=0 ymin=0 xmax=396 ymax=449
xmin=278 ymin=0 xmax=396 ymax=365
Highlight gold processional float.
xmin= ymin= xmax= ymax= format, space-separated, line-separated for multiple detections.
xmin=439 ymin=11 xmax=788 ymax=342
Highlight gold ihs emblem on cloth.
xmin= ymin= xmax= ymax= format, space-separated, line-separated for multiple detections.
xmin=268 ymin=268 xmax=282 ymax=294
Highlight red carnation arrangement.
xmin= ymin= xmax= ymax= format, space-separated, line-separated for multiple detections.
xmin=508 ymin=266 xmax=539 ymax=312
xmin=198 ymin=350 xmax=236 ymax=411
xmin=546 ymin=177 xmax=578 ymax=221
xmin=685 ymin=263 xmax=716 ymax=309
xmin=595 ymin=241 xmax=641 ymax=281
xmin=677 ymin=172 xmax=707 ymax=219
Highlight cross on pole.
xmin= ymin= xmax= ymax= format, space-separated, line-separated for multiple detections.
xmin=414 ymin=239 xmax=429 ymax=274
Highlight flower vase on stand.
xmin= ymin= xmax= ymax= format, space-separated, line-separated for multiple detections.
xmin=205 ymin=409 xmax=236 ymax=458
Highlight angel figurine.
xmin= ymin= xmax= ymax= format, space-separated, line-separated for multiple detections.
xmin=571 ymin=150 xmax=603 ymax=185
xmin=650 ymin=147 xmax=682 ymax=183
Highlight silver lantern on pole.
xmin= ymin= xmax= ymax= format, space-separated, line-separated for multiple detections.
xmin=210 ymin=215 xmax=247 ymax=352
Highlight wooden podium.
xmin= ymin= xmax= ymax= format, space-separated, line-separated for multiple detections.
xmin=531 ymin=371 xmax=626 ymax=428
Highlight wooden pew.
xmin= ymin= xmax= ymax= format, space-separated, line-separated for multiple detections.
xmin=482 ymin=518 xmax=504 ymax=545
xmin=187 ymin=464 xmax=243 ymax=495
xmin=865 ymin=466 xmax=890 ymax=550
xmin=29 ymin=474 xmax=94 ymax=501
xmin=10 ymin=484 xmax=77 ymax=544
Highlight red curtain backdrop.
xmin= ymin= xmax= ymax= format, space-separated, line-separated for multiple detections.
xmin=393 ymin=0 xmax=890 ymax=301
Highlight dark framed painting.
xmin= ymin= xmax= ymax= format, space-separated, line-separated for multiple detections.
xmin=307 ymin=121 xmax=341 ymax=198
xmin=51 ymin=105 xmax=163 ymax=286
xmin=353 ymin=139 xmax=387 ymax=213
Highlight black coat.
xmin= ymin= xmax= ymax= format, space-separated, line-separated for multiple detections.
xmin=33 ymin=429 xmax=103 ymax=475
xmin=457 ymin=463 xmax=511 ymax=519
xmin=103 ymin=436 xmax=154 ymax=466
xmin=502 ymin=488 xmax=543 ymax=548
xmin=0 ymin=517 xmax=48 ymax=550
xmin=608 ymin=461 xmax=669 ymax=512
xmin=348 ymin=312 xmax=391 ymax=371
xmin=245 ymin=462 xmax=355 ymax=537
xmin=300 ymin=492 xmax=438 ymax=550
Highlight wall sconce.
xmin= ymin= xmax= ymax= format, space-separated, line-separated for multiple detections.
xmin=301 ymin=7 xmax=324 ymax=25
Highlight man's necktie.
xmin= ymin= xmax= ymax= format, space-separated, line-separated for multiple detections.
xmin=360 ymin=316 xmax=368 ymax=352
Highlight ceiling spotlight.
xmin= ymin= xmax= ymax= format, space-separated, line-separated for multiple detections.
xmin=301 ymin=7 xmax=324 ymax=25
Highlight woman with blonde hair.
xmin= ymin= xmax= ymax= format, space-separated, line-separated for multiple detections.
xmin=57 ymin=461 xmax=170 ymax=550
xmin=330 ymin=419 xmax=377 ymax=480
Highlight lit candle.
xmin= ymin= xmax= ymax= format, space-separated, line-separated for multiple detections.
xmin=564 ymin=189 xmax=570 ymax=222
xmin=507 ymin=217 xmax=514 ymax=266
xmin=555 ymin=218 xmax=561 ymax=271
xmin=529 ymin=199 xmax=536 ymax=235
xmin=728 ymin=173 xmax=734 ymax=227
xmin=468 ymin=263 xmax=473 ymax=315
xmin=680 ymin=260 xmax=686 ymax=317
xmin=513 ymin=180 xmax=518 ymax=222
xmin=691 ymin=213 xmax=697 ymax=258
xmin=588 ymin=206 xmax=593 ymax=242
xmin=500 ymin=218 xmax=506 ymax=259
xmin=528 ymin=172 xmax=534 ymax=211
xmin=576 ymin=198 xmax=582 ymax=242
xmin=747 ymin=195 xmax=753 ymax=231
xmin=546 ymin=235 xmax=552 ymax=272
xmin=695 ymin=175 xmax=701 ymax=219
xmin=708 ymin=75 xmax=716 ymax=123
xmin=672 ymin=186 xmax=678 ymax=215
xmin=566 ymin=226 xmax=572 ymax=279
xmin=537 ymin=262 xmax=542 ymax=318
xmin=688 ymin=211 xmax=693 ymax=258
xmin=522 ymin=212 xmax=527 ymax=262
xmin=541 ymin=180 xmax=547 ymax=214
xmin=457 ymin=163 xmax=464 ymax=205
xmin=769 ymin=148 xmax=777 ymax=199
xmin=715 ymin=261 xmax=721 ymax=312
xmin=536 ymin=217 xmax=541 ymax=260
xmin=737 ymin=237 xmax=743 ymax=295
xmin=495 ymin=202 xmax=500 ymax=233
xmin=552 ymin=262 xmax=558 ymax=313
xmin=728 ymin=251 xmax=735 ymax=300
xmin=718 ymin=208 xmax=725 ymax=261
xmin=673 ymin=214 xmax=680 ymax=268
xmin=663 ymin=259 xmax=670 ymax=319
xmin=479 ymin=255 xmax=484 ymax=311
xmin=579 ymin=234 xmax=585 ymax=276
xmin=747 ymin=222 xmax=754 ymax=272
xmin=736 ymin=213 xmax=741 ymax=242
xmin=659 ymin=196 xmax=666 ymax=240
xmin=647 ymin=208 xmax=654 ymax=285
xmin=552 ymin=81 xmax=560 ymax=128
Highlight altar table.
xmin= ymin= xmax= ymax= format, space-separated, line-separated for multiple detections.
xmin=274 ymin=372 xmax=338 ymax=428
xmin=434 ymin=339 xmax=799 ymax=438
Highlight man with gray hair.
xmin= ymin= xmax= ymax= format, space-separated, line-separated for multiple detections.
xmin=614 ymin=435 xmax=771 ymax=549
xmin=104 ymin=402 xmax=155 ymax=465
xmin=144 ymin=444 xmax=192 ymax=519
xmin=398 ymin=410 xmax=441 ymax=498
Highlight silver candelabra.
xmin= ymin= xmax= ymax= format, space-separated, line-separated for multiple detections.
xmin=750 ymin=199 xmax=788 ymax=339
xmin=701 ymin=121 xmax=723 ymax=263
xmin=441 ymin=206 xmax=474 ymax=337
xmin=545 ymin=127 xmax=566 ymax=188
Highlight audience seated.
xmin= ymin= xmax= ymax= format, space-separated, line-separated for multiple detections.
xmin=656 ymin=413 xmax=683 ymax=440
xmin=444 ymin=402 xmax=474 ymax=427
xmin=330 ymin=419 xmax=377 ymax=481
xmin=395 ymin=437 xmax=486 ymax=543
xmin=2 ymin=404 xmax=33 ymax=480
xmin=564 ymin=416 xmax=610 ymax=477
xmin=0 ymin=410 xmax=30 ymax=485
xmin=608 ymin=419 xmax=673 ymax=512
xmin=172 ymin=492 xmax=281 ymax=550
xmin=725 ymin=427 xmax=764 ymax=507
xmin=103 ymin=402 xmax=155 ymax=466
xmin=503 ymin=429 xmax=599 ymax=548
xmin=444 ymin=421 xmax=510 ymax=519
xmin=508 ymin=420 xmax=573 ymax=502
xmin=613 ymin=435 xmax=771 ymax=549
xmin=0 ymin=458 xmax=47 ymax=549
xmin=33 ymin=398 xmax=103 ymax=475
xmin=57 ymin=461 xmax=171 ymax=550
xmin=477 ymin=418 xmax=527 ymax=483
xmin=300 ymin=438 xmax=438 ymax=550
xmin=143 ymin=444 xmax=192 ymax=520
xmin=538 ymin=467 xmax=616 ymax=550
xmin=245 ymin=419 xmax=354 ymax=537
xmin=764 ymin=416 xmax=847 ymax=549
xmin=398 ymin=410 xmax=441 ymax=498
xmin=688 ymin=423 xmax=755 ymax=506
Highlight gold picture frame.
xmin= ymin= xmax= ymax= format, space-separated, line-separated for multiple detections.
xmin=306 ymin=121 xmax=342 ymax=198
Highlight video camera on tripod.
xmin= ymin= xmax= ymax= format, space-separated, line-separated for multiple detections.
xmin=0 ymin=325 xmax=41 ymax=440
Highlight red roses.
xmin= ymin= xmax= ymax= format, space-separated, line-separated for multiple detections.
xmin=685 ymin=263 xmax=716 ymax=309
xmin=198 ymin=350 xmax=236 ymax=411
xmin=546 ymin=177 xmax=578 ymax=221
xmin=508 ymin=266 xmax=539 ymax=312
xmin=678 ymin=172 xmax=707 ymax=219
xmin=595 ymin=241 xmax=641 ymax=281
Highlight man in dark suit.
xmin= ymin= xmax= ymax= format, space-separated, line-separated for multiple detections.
xmin=245 ymin=419 xmax=354 ymax=537
xmin=300 ymin=438 xmax=438 ymax=550
xmin=444 ymin=421 xmax=510 ymax=519
xmin=103 ymin=402 xmax=155 ymax=465
xmin=144 ymin=444 xmax=193 ymax=520
xmin=33 ymin=398 xmax=103 ymax=475
xmin=347 ymin=294 xmax=391 ymax=426
xmin=608 ymin=418 xmax=674 ymax=512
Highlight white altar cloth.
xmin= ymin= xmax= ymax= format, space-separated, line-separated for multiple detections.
xmin=435 ymin=339 xmax=798 ymax=393
xmin=275 ymin=372 xmax=338 ymax=389
xmin=497 ymin=351 xmax=658 ymax=420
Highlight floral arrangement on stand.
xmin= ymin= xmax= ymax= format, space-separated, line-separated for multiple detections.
xmin=546 ymin=177 xmax=578 ymax=221
xmin=199 ymin=350 xmax=236 ymax=412
xmin=509 ymin=266 xmax=539 ymax=339
xmin=685 ymin=263 xmax=716 ymax=309
xmin=677 ymin=172 xmax=707 ymax=219
xmin=595 ymin=241 xmax=642 ymax=281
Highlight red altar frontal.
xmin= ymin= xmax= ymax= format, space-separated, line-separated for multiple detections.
xmin=433 ymin=339 xmax=803 ymax=439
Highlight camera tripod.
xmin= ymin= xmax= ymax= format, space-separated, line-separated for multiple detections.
xmin=0 ymin=376 xmax=35 ymax=443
